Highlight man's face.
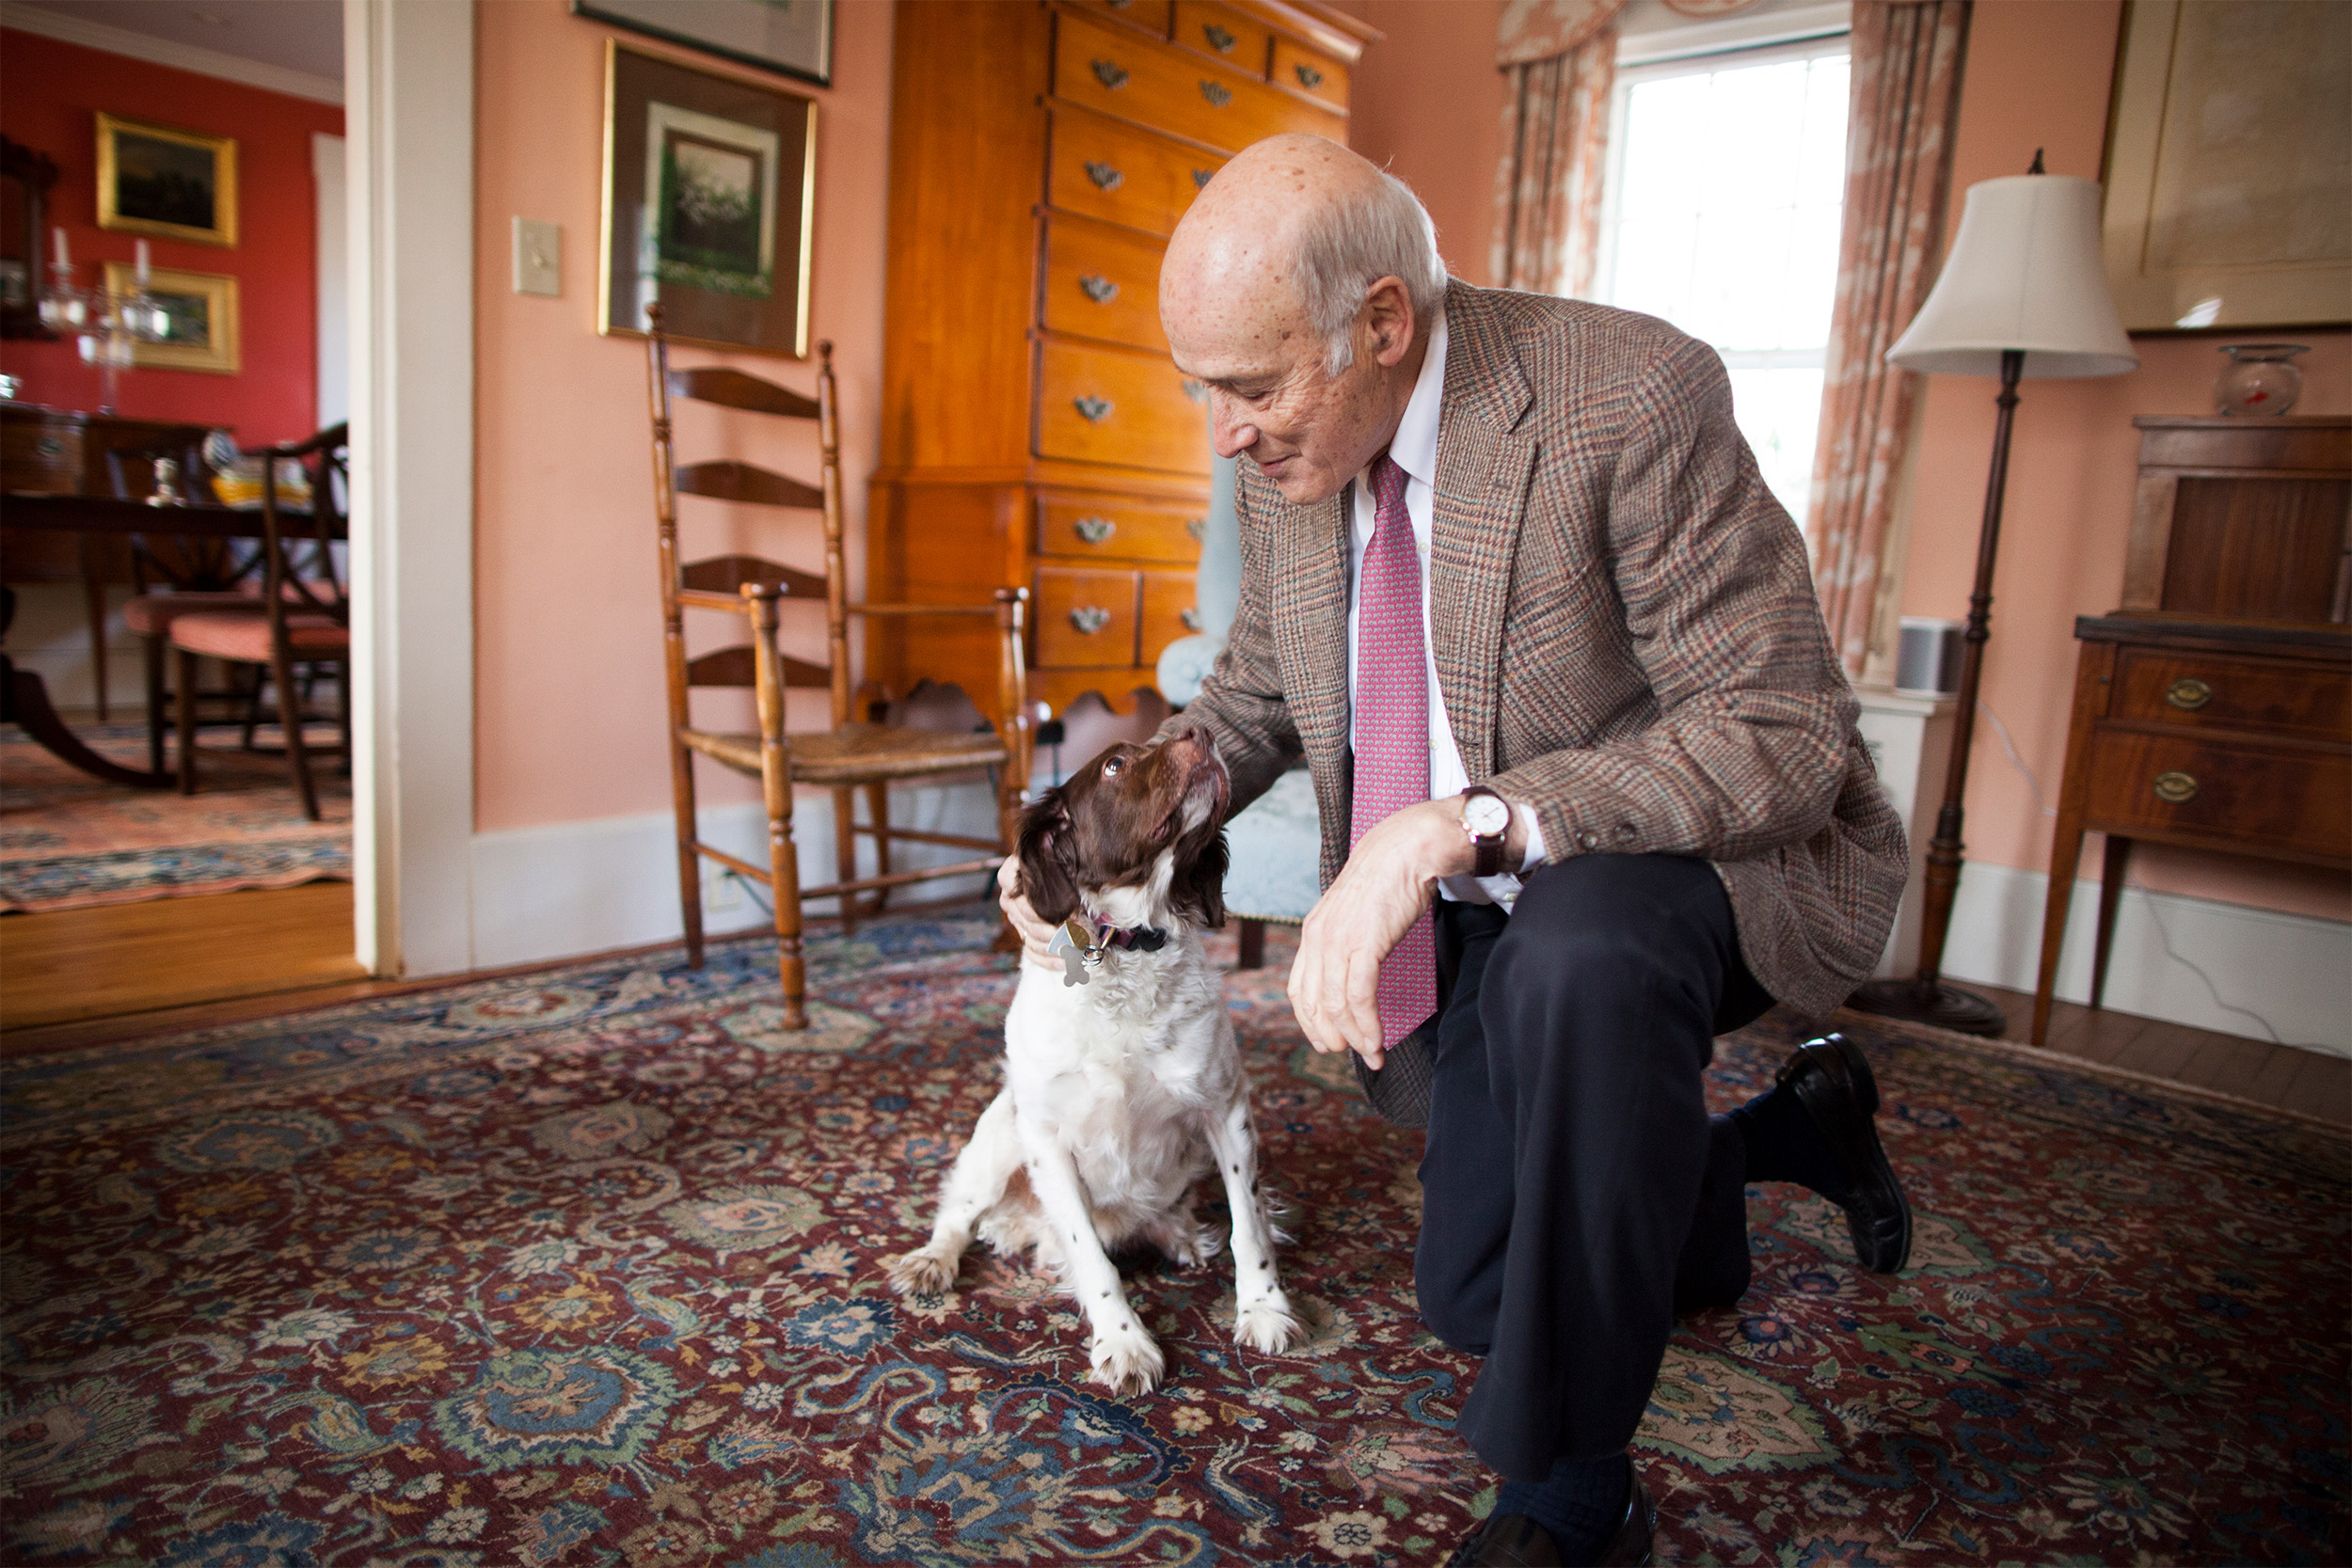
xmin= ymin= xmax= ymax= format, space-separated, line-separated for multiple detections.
xmin=1166 ymin=290 xmax=1396 ymax=508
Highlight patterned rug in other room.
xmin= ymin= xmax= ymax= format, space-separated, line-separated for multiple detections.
xmin=1 ymin=907 xmax=2344 ymax=1567
xmin=0 ymin=721 xmax=350 ymax=912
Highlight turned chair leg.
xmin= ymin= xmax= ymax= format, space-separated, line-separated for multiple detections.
xmin=866 ymin=782 xmax=892 ymax=915
xmin=272 ymin=644 xmax=321 ymax=821
xmin=174 ymin=646 xmax=200 ymax=795
xmin=833 ymin=784 xmax=859 ymax=934
xmin=143 ymin=633 xmax=167 ymax=776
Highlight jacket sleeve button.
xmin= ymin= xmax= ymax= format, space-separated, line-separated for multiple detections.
xmin=1577 ymin=831 xmax=1599 ymax=850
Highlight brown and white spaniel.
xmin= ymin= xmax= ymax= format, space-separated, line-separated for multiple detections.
xmin=885 ymin=723 xmax=1301 ymax=1394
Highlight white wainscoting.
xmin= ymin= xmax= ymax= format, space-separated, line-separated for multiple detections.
xmin=1937 ymin=860 xmax=2351 ymax=1057
xmin=469 ymin=783 xmax=1002 ymax=972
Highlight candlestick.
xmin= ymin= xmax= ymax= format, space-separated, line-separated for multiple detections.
xmin=53 ymin=227 xmax=69 ymax=269
xmin=135 ymin=240 xmax=151 ymax=286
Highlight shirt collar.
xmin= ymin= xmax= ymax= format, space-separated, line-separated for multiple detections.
xmin=1386 ymin=303 xmax=1448 ymax=490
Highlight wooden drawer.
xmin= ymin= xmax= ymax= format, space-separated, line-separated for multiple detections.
xmin=1139 ymin=567 xmax=1202 ymax=666
xmin=1054 ymin=9 xmax=1340 ymax=154
xmin=2084 ymin=726 xmax=2350 ymax=863
xmin=1 ymin=413 xmax=84 ymax=495
xmin=1036 ymin=337 xmax=1211 ymax=475
xmin=1038 ymin=491 xmax=1207 ymax=562
xmin=1271 ymin=36 xmax=1349 ymax=111
xmin=1035 ymin=564 xmax=1140 ymax=667
xmin=2112 ymin=646 xmax=2351 ymax=742
xmin=1172 ymin=1 xmax=1273 ymax=75
xmin=1041 ymin=217 xmax=1169 ymax=353
xmin=1067 ymin=0 xmax=1173 ymax=38
xmin=1047 ymin=110 xmax=1224 ymax=238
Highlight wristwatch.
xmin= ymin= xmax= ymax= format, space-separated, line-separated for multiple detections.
xmin=1460 ymin=786 xmax=1510 ymax=878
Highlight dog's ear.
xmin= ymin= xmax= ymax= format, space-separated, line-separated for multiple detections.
xmin=1169 ymin=824 xmax=1228 ymax=929
xmin=1015 ymin=788 xmax=1082 ymax=927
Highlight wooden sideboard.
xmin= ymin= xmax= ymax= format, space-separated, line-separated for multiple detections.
xmin=867 ymin=0 xmax=1375 ymax=716
xmin=2030 ymin=416 xmax=2351 ymax=1044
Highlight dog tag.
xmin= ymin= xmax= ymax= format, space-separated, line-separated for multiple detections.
xmin=1051 ymin=920 xmax=1094 ymax=988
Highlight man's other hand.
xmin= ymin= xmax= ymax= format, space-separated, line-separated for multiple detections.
xmin=1288 ymin=799 xmax=1465 ymax=1069
xmin=997 ymin=857 xmax=1061 ymax=971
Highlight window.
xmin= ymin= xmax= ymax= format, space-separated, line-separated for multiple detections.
xmin=1594 ymin=35 xmax=1851 ymax=526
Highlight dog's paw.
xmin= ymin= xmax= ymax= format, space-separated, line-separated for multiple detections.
xmin=885 ymin=1247 xmax=959 ymax=1297
xmin=1087 ymin=1324 xmax=1167 ymax=1398
xmin=1233 ymin=1291 xmax=1303 ymax=1354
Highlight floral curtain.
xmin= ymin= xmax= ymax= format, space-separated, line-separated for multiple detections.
xmin=1805 ymin=0 xmax=1972 ymax=674
xmin=1490 ymin=0 xmax=1625 ymax=296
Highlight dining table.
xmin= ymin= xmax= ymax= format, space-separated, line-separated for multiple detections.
xmin=0 ymin=490 xmax=342 ymax=788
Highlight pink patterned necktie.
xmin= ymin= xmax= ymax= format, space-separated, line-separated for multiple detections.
xmin=1350 ymin=453 xmax=1437 ymax=1050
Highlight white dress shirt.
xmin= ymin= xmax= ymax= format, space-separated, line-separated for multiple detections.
xmin=1344 ymin=307 xmax=1547 ymax=908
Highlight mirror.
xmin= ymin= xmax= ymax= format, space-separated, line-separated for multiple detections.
xmin=0 ymin=135 xmax=60 ymax=340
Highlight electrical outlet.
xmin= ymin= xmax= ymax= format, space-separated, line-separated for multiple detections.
xmin=512 ymin=217 xmax=560 ymax=297
xmin=704 ymin=863 xmax=744 ymax=912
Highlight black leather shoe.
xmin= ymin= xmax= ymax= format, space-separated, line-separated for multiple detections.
xmin=1445 ymin=1469 xmax=1656 ymax=1567
xmin=1777 ymin=1032 xmax=1912 ymax=1273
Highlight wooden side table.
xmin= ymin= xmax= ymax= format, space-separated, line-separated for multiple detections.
xmin=2030 ymin=415 xmax=2351 ymax=1044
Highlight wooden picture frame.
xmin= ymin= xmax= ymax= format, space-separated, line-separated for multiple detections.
xmin=573 ymin=0 xmax=832 ymax=87
xmin=103 ymin=262 xmax=240 ymax=374
xmin=597 ymin=40 xmax=817 ymax=358
xmin=96 ymin=113 xmax=238 ymax=248
xmin=2101 ymin=0 xmax=2350 ymax=332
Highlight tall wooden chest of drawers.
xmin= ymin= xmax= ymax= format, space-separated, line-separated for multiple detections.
xmin=867 ymin=0 xmax=1375 ymax=717
xmin=2030 ymin=416 xmax=2351 ymax=1043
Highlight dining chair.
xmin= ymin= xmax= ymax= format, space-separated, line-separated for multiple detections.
xmin=646 ymin=308 xmax=1032 ymax=1028
xmin=164 ymin=425 xmax=350 ymax=820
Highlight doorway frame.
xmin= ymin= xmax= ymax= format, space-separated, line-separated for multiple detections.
xmin=344 ymin=0 xmax=475 ymax=977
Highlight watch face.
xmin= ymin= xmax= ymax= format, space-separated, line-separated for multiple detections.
xmin=1464 ymin=793 xmax=1510 ymax=838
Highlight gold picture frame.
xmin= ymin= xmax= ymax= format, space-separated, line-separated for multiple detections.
xmin=2101 ymin=0 xmax=2350 ymax=332
xmin=103 ymin=262 xmax=241 ymax=374
xmin=97 ymin=113 xmax=239 ymax=248
xmin=596 ymin=40 xmax=818 ymax=357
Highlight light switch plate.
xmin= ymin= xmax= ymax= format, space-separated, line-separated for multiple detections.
xmin=512 ymin=217 xmax=560 ymax=297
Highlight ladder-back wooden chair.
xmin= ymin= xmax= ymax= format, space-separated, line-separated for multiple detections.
xmin=647 ymin=307 xmax=1031 ymax=1028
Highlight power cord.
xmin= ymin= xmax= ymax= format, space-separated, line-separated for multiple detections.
xmin=1977 ymin=700 xmax=2308 ymax=1050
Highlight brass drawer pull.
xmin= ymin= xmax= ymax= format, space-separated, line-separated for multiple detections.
xmin=1073 ymin=396 xmax=1113 ymax=422
xmin=1180 ymin=607 xmax=1203 ymax=632
xmin=1083 ymin=160 xmax=1123 ymax=192
xmin=1073 ymin=516 xmax=1116 ymax=544
xmin=1295 ymin=62 xmax=1325 ymax=89
xmin=1184 ymin=516 xmax=1206 ymax=541
xmin=2165 ymin=677 xmax=2213 ymax=711
xmin=1191 ymin=167 xmax=1215 ymax=190
xmin=1069 ymin=606 xmax=1113 ymax=634
xmin=1202 ymin=23 xmax=1236 ymax=51
xmin=1090 ymin=58 xmax=1130 ymax=89
xmin=1077 ymin=274 xmax=1119 ymax=305
xmin=1200 ymin=79 xmax=1232 ymax=107
xmin=2153 ymin=770 xmax=2199 ymax=804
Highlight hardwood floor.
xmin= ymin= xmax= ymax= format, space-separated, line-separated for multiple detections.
xmin=1954 ymin=978 xmax=2350 ymax=1130
xmin=2 ymin=892 xmax=2343 ymax=1132
xmin=0 ymin=880 xmax=366 ymax=1034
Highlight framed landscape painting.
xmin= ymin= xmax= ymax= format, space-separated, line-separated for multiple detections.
xmin=97 ymin=114 xmax=237 ymax=248
xmin=575 ymin=0 xmax=832 ymax=87
xmin=103 ymin=262 xmax=240 ymax=374
xmin=598 ymin=41 xmax=816 ymax=357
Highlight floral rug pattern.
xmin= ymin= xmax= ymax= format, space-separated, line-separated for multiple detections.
xmin=1 ymin=723 xmax=350 ymax=912
xmin=0 ymin=908 xmax=2345 ymax=1566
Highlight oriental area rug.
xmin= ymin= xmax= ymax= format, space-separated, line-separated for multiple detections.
xmin=0 ymin=723 xmax=351 ymax=912
xmin=1 ymin=908 xmax=2344 ymax=1567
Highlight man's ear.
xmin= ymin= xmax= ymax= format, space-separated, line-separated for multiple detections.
xmin=1363 ymin=275 xmax=1415 ymax=368
xmin=1015 ymin=789 xmax=1082 ymax=927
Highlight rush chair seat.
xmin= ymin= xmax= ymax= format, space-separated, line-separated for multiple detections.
xmin=645 ymin=306 xmax=1031 ymax=1028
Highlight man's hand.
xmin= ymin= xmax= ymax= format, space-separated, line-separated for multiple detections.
xmin=1288 ymin=799 xmax=1473 ymax=1070
xmin=997 ymin=857 xmax=1062 ymax=971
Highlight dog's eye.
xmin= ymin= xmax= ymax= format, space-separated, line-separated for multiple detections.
xmin=1103 ymin=756 xmax=1126 ymax=778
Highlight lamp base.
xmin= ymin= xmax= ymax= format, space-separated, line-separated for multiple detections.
xmin=1844 ymin=975 xmax=2008 ymax=1037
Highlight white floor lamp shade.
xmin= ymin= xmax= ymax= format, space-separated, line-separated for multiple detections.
xmin=1887 ymin=174 xmax=2138 ymax=379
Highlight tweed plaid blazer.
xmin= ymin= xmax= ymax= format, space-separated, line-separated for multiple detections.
xmin=1177 ymin=279 xmax=1908 ymax=1019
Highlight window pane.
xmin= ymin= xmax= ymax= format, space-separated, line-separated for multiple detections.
xmin=1726 ymin=367 xmax=1824 ymax=520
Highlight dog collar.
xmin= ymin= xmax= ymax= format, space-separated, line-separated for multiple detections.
xmin=1048 ymin=917 xmax=1169 ymax=987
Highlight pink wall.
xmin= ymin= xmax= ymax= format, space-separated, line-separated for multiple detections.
xmin=0 ymin=29 xmax=342 ymax=446
xmin=472 ymin=0 xmax=895 ymax=832
xmin=1347 ymin=0 xmax=1504 ymax=286
xmin=1899 ymin=0 xmax=2349 ymax=923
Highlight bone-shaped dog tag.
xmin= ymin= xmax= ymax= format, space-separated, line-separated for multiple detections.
xmin=1050 ymin=920 xmax=1093 ymax=988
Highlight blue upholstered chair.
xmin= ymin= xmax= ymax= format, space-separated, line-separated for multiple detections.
xmin=1157 ymin=454 xmax=1321 ymax=968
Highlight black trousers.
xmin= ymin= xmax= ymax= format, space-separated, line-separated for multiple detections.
xmin=1415 ymin=853 xmax=1773 ymax=1481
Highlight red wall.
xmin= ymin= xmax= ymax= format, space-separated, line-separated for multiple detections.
xmin=0 ymin=29 xmax=343 ymax=447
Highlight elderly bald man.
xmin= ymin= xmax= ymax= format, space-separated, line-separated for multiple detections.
xmin=1001 ymin=135 xmax=1912 ymax=1566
